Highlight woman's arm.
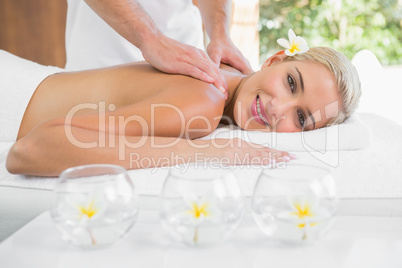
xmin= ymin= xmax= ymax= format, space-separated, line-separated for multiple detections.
xmin=6 ymin=118 xmax=290 ymax=177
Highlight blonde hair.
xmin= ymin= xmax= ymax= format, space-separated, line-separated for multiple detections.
xmin=284 ymin=47 xmax=361 ymax=126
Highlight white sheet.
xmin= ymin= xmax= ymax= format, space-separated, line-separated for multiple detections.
xmin=0 ymin=113 xmax=401 ymax=199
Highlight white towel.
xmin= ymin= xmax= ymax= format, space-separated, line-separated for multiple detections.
xmin=199 ymin=114 xmax=371 ymax=152
xmin=0 ymin=50 xmax=63 ymax=141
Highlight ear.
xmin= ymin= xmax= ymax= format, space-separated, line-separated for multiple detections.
xmin=261 ymin=50 xmax=287 ymax=70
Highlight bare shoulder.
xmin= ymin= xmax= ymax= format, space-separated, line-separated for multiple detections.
xmin=151 ymin=75 xmax=226 ymax=139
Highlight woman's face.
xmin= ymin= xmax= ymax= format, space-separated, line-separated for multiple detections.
xmin=234 ymin=56 xmax=341 ymax=132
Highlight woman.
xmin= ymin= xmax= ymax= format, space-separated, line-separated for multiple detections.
xmin=5 ymin=45 xmax=361 ymax=176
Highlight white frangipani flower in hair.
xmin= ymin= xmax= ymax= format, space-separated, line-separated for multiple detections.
xmin=277 ymin=29 xmax=309 ymax=56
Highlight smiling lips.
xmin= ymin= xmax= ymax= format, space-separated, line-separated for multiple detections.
xmin=252 ymin=95 xmax=270 ymax=126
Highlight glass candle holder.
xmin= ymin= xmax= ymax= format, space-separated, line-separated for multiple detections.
xmin=51 ymin=164 xmax=139 ymax=249
xmin=159 ymin=165 xmax=245 ymax=247
xmin=252 ymin=164 xmax=337 ymax=246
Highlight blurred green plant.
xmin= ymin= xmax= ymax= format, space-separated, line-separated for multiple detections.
xmin=259 ymin=0 xmax=402 ymax=66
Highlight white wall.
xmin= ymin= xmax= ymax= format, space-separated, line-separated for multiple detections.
xmin=352 ymin=50 xmax=402 ymax=126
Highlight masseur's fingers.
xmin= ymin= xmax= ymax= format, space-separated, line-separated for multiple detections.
xmin=178 ymin=62 xmax=228 ymax=99
xmin=184 ymin=49 xmax=228 ymax=93
xmin=141 ymin=34 xmax=228 ymax=98
xmin=223 ymin=51 xmax=253 ymax=75
xmin=207 ymin=38 xmax=254 ymax=75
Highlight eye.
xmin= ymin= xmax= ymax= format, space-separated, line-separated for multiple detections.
xmin=288 ymin=75 xmax=295 ymax=93
xmin=297 ymin=110 xmax=305 ymax=127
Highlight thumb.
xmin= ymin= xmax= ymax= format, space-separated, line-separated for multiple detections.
xmin=207 ymin=46 xmax=222 ymax=66
xmin=225 ymin=56 xmax=253 ymax=75
xmin=210 ymin=53 xmax=221 ymax=66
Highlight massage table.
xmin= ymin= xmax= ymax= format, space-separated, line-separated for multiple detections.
xmin=1 ymin=50 xmax=402 ymax=266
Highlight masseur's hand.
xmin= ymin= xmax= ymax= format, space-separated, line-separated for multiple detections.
xmin=140 ymin=33 xmax=228 ymax=99
xmin=207 ymin=37 xmax=253 ymax=75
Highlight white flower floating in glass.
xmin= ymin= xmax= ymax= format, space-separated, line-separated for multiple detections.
xmin=51 ymin=165 xmax=139 ymax=249
xmin=62 ymin=191 xmax=107 ymax=245
xmin=160 ymin=165 xmax=245 ymax=247
xmin=277 ymin=28 xmax=309 ymax=56
xmin=181 ymin=194 xmax=222 ymax=244
xmin=276 ymin=194 xmax=332 ymax=242
xmin=252 ymin=165 xmax=337 ymax=246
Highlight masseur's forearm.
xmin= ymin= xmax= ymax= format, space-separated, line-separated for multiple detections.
xmin=197 ymin=0 xmax=232 ymax=41
xmin=84 ymin=0 xmax=158 ymax=50
xmin=83 ymin=0 xmax=228 ymax=94
xmin=196 ymin=0 xmax=252 ymax=74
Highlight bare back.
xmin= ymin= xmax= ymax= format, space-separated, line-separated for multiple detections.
xmin=18 ymin=62 xmax=225 ymax=139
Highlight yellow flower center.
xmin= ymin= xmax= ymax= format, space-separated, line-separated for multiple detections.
xmin=289 ymin=42 xmax=300 ymax=53
xmin=292 ymin=203 xmax=313 ymax=218
xmin=297 ymin=222 xmax=317 ymax=228
xmin=79 ymin=200 xmax=97 ymax=218
xmin=291 ymin=202 xmax=318 ymax=229
xmin=188 ymin=202 xmax=209 ymax=218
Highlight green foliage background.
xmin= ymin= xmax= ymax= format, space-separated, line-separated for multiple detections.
xmin=259 ymin=0 xmax=402 ymax=66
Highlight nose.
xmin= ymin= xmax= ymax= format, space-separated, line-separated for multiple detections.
xmin=269 ymin=97 xmax=297 ymax=122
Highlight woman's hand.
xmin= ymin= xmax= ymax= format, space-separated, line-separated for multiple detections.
xmin=212 ymin=138 xmax=295 ymax=166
